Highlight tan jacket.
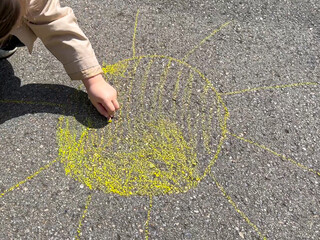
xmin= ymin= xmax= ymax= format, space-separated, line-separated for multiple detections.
xmin=11 ymin=0 xmax=103 ymax=80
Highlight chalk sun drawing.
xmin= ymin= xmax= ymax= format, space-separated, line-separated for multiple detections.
xmin=0 ymin=9 xmax=318 ymax=240
xmin=57 ymin=11 xmax=231 ymax=238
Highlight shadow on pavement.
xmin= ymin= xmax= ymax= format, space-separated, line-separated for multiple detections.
xmin=0 ymin=59 xmax=109 ymax=129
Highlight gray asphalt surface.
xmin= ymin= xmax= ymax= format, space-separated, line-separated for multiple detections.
xmin=0 ymin=0 xmax=319 ymax=239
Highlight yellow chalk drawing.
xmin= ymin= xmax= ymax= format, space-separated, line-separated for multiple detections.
xmin=222 ymin=82 xmax=318 ymax=96
xmin=0 ymin=8 xmax=318 ymax=240
xmin=210 ymin=172 xmax=267 ymax=240
xmin=0 ymin=99 xmax=64 ymax=108
xmin=58 ymin=117 xmax=201 ymax=196
xmin=76 ymin=194 xmax=92 ymax=240
xmin=102 ymin=61 xmax=128 ymax=77
xmin=183 ymin=20 xmax=233 ymax=61
xmin=132 ymin=9 xmax=140 ymax=58
xmin=57 ymin=14 xmax=230 ymax=239
xmin=229 ymin=132 xmax=320 ymax=177
xmin=145 ymin=196 xmax=153 ymax=240
xmin=0 ymin=158 xmax=58 ymax=199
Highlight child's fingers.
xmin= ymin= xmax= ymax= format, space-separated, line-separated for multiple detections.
xmin=112 ymin=99 xmax=120 ymax=110
xmin=95 ymin=102 xmax=110 ymax=118
xmin=101 ymin=100 xmax=116 ymax=117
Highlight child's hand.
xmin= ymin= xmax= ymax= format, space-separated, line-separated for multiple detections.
xmin=82 ymin=74 xmax=120 ymax=119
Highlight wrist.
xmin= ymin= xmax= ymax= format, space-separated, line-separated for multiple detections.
xmin=82 ymin=74 xmax=104 ymax=89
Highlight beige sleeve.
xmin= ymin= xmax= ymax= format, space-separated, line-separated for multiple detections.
xmin=25 ymin=0 xmax=103 ymax=80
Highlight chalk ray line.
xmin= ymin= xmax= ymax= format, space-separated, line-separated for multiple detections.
xmin=0 ymin=99 xmax=65 ymax=108
xmin=0 ymin=158 xmax=58 ymax=199
xmin=229 ymin=132 xmax=320 ymax=177
xmin=199 ymin=134 xmax=227 ymax=181
xmin=156 ymin=59 xmax=172 ymax=113
xmin=221 ymin=82 xmax=318 ymax=96
xmin=145 ymin=195 xmax=153 ymax=240
xmin=139 ymin=58 xmax=154 ymax=119
xmin=174 ymin=21 xmax=232 ymax=102
xmin=200 ymin=84 xmax=213 ymax=154
xmin=183 ymin=21 xmax=233 ymax=61
xmin=184 ymin=71 xmax=195 ymax=143
xmin=125 ymin=57 xmax=142 ymax=134
xmin=76 ymin=193 xmax=93 ymax=240
xmin=172 ymin=64 xmax=183 ymax=118
xmin=210 ymin=172 xmax=267 ymax=240
xmin=132 ymin=9 xmax=140 ymax=58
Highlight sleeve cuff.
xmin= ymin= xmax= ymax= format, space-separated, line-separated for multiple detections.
xmin=68 ymin=65 xmax=103 ymax=80
xmin=64 ymin=56 xmax=103 ymax=80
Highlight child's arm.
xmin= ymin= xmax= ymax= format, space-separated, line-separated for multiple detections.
xmin=23 ymin=0 xmax=118 ymax=118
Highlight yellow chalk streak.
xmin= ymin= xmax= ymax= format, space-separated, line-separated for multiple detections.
xmin=58 ymin=116 xmax=199 ymax=196
xmin=76 ymin=194 xmax=92 ymax=240
xmin=230 ymin=132 xmax=320 ymax=177
xmin=183 ymin=21 xmax=233 ymax=60
xmin=145 ymin=195 xmax=153 ymax=240
xmin=156 ymin=59 xmax=172 ymax=113
xmin=200 ymin=134 xmax=227 ymax=181
xmin=102 ymin=61 xmax=128 ymax=77
xmin=140 ymin=59 xmax=154 ymax=117
xmin=222 ymin=82 xmax=318 ymax=96
xmin=0 ymin=99 xmax=64 ymax=108
xmin=200 ymin=85 xmax=212 ymax=153
xmin=132 ymin=9 xmax=140 ymax=58
xmin=103 ymin=60 xmax=129 ymax=129
xmin=126 ymin=57 xmax=142 ymax=132
xmin=0 ymin=158 xmax=58 ymax=199
xmin=184 ymin=71 xmax=195 ymax=138
xmin=172 ymin=66 xmax=183 ymax=117
xmin=210 ymin=172 xmax=267 ymax=240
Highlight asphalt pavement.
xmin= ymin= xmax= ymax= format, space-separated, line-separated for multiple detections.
xmin=0 ymin=0 xmax=319 ymax=239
